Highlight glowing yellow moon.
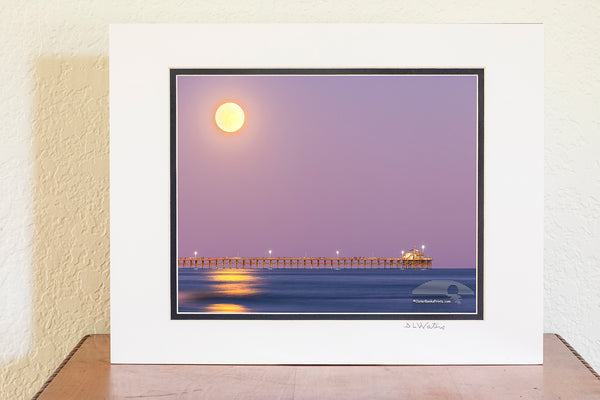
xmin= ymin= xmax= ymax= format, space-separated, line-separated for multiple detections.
xmin=215 ymin=102 xmax=245 ymax=133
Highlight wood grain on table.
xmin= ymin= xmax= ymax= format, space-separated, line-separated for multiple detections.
xmin=35 ymin=334 xmax=600 ymax=399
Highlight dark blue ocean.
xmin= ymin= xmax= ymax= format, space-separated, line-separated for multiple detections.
xmin=177 ymin=268 xmax=477 ymax=314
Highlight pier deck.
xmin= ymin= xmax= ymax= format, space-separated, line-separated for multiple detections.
xmin=177 ymin=257 xmax=433 ymax=270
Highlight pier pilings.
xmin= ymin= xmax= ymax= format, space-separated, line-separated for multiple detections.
xmin=177 ymin=257 xmax=433 ymax=270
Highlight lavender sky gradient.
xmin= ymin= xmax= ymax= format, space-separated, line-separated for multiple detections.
xmin=176 ymin=74 xmax=478 ymax=268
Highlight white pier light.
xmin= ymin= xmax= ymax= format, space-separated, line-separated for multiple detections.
xmin=421 ymin=245 xmax=425 ymax=252
xmin=194 ymin=251 xmax=197 ymax=258
xmin=401 ymin=250 xmax=405 ymax=255
xmin=268 ymin=249 xmax=272 ymax=257
xmin=336 ymin=250 xmax=339 ymax=257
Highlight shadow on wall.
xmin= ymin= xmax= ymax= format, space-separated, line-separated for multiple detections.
xmin=0 ymin=57 xmax=110 ymax=399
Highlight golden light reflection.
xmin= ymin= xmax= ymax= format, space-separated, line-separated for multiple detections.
xmin=206 ymin=303 xmax=248 ymax=313
xmin=208 ymin=270 xmax=260 ymax=298
xmin=209 ymin=273 xmax=254 ymax=283
xmin=216 ymin=283 xmax=258 ymax=296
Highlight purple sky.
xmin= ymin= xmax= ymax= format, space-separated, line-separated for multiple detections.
xmin=176 ymin=74 xmax=478 ymax=268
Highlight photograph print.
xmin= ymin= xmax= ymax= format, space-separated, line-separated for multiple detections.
xmin=171 ymin=68 xmax=483 ymax=320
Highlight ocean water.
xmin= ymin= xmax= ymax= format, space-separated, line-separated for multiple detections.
xmin=177 ymin=268 xmax=477 ymax=314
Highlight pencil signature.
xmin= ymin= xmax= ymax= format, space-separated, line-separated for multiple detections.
xmin=404 ymin=322 xmax=446 ymax=330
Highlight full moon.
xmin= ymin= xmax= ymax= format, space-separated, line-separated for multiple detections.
xmin=215 ymin=102 xmax=245 ymax=133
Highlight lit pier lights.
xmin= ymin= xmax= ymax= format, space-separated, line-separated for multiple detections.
xmin=192 ymin=251 xmax=198 ymax=269
xmin=178 ymin=254 xmax=433 ymax=270
xmin=336 ymin=250 xmax=340 ymax=257
xmin=422 ymin=245 xmax=425 ymax=252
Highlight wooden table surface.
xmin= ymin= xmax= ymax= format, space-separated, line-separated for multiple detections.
xmin=34 ymin=334 xmax=600 ymax=399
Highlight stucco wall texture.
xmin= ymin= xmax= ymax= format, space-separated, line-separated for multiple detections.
xmin=0 ymin=1 xmax=599 ymax=398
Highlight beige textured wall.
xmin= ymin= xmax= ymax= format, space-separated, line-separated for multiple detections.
xmin=1 ymin=1 xmax=599 ymax=398
xmin=1 ymin=58 xmax=110 ymax=397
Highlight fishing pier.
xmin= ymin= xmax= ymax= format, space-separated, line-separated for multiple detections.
xmin=178 ymin=249 xmax=433 ymax=270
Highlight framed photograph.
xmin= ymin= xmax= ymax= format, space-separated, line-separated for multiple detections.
xmin=111 ymin=24 xmax=543 ymax=364
xmin=171 ymin=68 xmax=484 ymax=320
